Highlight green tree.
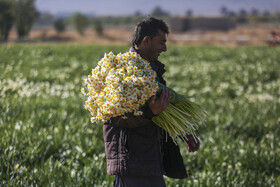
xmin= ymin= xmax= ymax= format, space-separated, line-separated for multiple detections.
xmin=251 ymin=8 xmax=259 ymax=17
xmin=262 ymin=10 xmax=271 ymax=17
xmin=237 ymin=9 xmax=248 ymax=23
xmin=0 ymin=0 xmax=14 ymax=42
xmin=185 ymin=9 xmax=193 ymax=17
xmin=273 ymin=11 xmax=280 ymax=22
xmin=14 ymin=0 xmax=39 ymax=39
xmin=260 ymin=10 xmax=272 ymax=22
xmin=94 ymin=21 xmax=103 ymax=36
xmin=150 ymin=6 xmax=170 ymax=17
xmin=228 ymin=11 xmax=236 ymax=18
xmin=71 ymin=12 xmax=89 ymax=35
xmin=54 ymin=18 xmax=66 ymax=33
xmin=134 ymin=10 xmax=143 ymax=17
xmin=239 ymin=9 xmax=248 ymax=17
xmin=220 ymin=6 xmax=229 ymax=17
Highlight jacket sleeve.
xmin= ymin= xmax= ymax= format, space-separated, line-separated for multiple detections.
xmin=104 ymin=105 xmax=156 ymax=128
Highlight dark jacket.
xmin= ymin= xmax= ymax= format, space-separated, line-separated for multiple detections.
xmin=103 ymin=48 xmax=187 ymax=178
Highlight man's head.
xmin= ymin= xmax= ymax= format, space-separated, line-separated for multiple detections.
xmin=132 ymin=17 xmax=169 ymax=62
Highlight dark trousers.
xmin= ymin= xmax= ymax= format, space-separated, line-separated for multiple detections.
xmin=113 ymin=175 xmax=166 ymax=187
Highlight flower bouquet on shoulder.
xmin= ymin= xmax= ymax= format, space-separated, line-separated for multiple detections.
xmin=81 ymin=51 xmax=207 ymax=143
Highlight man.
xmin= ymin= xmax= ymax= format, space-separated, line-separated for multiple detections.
xmin=103 ymin=17 xmax=200 ymax=187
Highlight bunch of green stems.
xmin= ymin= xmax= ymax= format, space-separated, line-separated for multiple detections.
xmin=152 ymin=83 xmax=207 ymax=144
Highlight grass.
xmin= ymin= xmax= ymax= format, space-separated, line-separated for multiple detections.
xmin=1 ymin=44 xmax=280 ymax=186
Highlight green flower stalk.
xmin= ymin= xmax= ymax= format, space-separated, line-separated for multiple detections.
xmin=152 ymin=83 xmax=207 ymax=144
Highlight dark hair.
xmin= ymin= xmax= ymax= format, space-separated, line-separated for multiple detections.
xmin=132 ymin=17 xmax=169 ymax=47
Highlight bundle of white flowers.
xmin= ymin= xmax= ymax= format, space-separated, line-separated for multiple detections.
xmin=81 ymin=51 xmax=207 ymax=143
xmin=81 ymin=52 xmax=159 ymax=123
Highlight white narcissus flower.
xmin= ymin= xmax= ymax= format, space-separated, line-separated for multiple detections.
xmin=82 ymin=52 xmax=158 ymax=123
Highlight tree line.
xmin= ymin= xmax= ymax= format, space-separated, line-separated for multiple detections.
xmin=0 ymin=0 xmax=39 ymax=42
xmin=44 ymin=6 xmax=174 ymax=36
xmin=40 ymin=5 xmax=280 ymax=35
xmin=220 ymin=6 xmax=280 ymax=24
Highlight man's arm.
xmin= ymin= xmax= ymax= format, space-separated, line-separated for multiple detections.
xmin=106 ymin=88 xmax=171 ymax=128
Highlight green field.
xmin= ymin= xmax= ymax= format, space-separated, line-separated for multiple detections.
xmin=1 ymin=44 xmax=280 ymax=186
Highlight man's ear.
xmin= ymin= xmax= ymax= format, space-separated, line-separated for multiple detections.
xmin=142 ymin=36 xmax=151 ymax=46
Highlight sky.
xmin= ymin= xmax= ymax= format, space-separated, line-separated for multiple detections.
xmin=35 ymin=0 xmax=280 ymax=17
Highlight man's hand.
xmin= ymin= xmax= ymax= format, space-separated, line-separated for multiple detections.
xmin=149 ymin=88 xmax=171 ymax=115
xmin=185 ymin=134 xmax=200 ymax=152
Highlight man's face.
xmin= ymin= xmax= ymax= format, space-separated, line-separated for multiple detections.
xmin=146 ymin=29 xmax=167 ymax=62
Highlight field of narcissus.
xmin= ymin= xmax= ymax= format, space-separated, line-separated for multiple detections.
xmin=0 ymin=44 xmax=279 ymax=186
